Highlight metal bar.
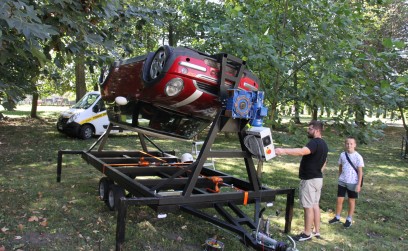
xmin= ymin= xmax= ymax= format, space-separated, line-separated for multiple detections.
xmin=82 ymin=152 xmax=156 ymax=197
xmin=56 ymin=150 xmax=84 ymax=182
xmin=284 ymin=189 xmax=295 ymax=233
xmin=97 ymin=123 xmax=114 ymax=152
xmin=204 ymin=150 xmax=251 ymax=158
xmin=88 ymin=150 xmax=176 ymax=158
xmin=86 ymin=123 xmax=113 ymax=152
xmin=116 ymin=198 xmax=128 ymax=251
xmin=150 ymin=163 xmax=196 ymax=192
xmin=57 ymin=151 xmax=63 ymax=183
xmin=138 ymin=133 xmax=148 ymax=152
xmin=238 ymin=131 xmax=260 ymax=191
xmin=114 ymin=197 xmax=170 ymax=251
xmin=183 ymin=111 xmax=222 ymax=197
xmin=141 ymin=134 xmax=166 ymax=155
xmin=182 ymin=203 xmax=258 ymax=250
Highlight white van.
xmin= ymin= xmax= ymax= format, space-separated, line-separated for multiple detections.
xmin=57 ymin=91 xmax=115 ymax=139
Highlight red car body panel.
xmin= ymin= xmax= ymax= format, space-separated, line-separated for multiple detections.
xmin=101 ymin=46 xmax=260 ymax=139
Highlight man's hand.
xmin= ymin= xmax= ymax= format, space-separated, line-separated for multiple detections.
xmin=275 ymin=148 xmax=285 ymax=155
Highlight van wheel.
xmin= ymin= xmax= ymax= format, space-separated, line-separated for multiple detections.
xmin=79 ymin=124 xmax=94 ymax=139
xmin=56 ymin=122 xmax=63 ymax=132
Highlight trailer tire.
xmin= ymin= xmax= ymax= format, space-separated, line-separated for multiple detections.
xmin=98 ymin=177 xmax=113 ymax=201
xmin=106 ymin=184 xmax=125 ymax=211
xmin=79 ymin=124 xmax=94 ymax=140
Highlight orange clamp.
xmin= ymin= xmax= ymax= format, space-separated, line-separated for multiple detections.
xmin=243 ymin=191 xmax=248 ymax=205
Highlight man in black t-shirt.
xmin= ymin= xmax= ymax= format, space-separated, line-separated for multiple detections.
xmin=275 ymin=120 xmax=328 ymax=242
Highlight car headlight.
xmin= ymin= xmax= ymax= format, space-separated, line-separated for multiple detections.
xmin=165 ymin=78 xmax=184 ymax=97
xmin=67 ymin=114 xmax=79 ymax=124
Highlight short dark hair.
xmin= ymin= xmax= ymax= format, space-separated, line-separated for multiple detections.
xmin=346 ymin=136 xmax=356 ymax=143
xmin=309 ymin=120 xmax=324 ymax=131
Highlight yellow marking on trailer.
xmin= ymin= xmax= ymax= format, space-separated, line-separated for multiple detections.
xmin=79 ymin=112 xmax=107 ymax=125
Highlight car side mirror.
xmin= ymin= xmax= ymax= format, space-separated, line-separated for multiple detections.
xmin=92 ymin=105 xmax=99 ymax=113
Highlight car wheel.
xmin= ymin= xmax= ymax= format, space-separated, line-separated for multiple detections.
xmin=98 ymin=177 xmax=113 ymax=201
xmin=79 ymin=124 xmax=93 ymax=139
xmin=56 ymin=122 xmax=63 ymax=133
xmin=106 ymin=184 xmax=125 ymax=211
xmin=148 ymin=46 xmax=171 ymax=81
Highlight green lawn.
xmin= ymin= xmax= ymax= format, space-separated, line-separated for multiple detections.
xmin=0 ymin=107 xmax=407 ymax=251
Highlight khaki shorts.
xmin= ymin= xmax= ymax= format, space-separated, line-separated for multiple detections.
xmin=299 ymin=178 xmax=323 ymax=208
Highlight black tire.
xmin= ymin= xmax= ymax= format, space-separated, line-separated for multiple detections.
xmin=145 ymin=46 xmax=171 ymax=83
xmin=79 ymin=124 xmax=94 ymax=140
xmin=56 ymin=121 xmax=64 ymax=133
xmin=106 ymin=184 xmax=125 ymax=211
xmin=98 ymin=177 xmax=113 ymax=201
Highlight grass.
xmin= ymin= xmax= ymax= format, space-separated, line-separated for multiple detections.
xmin=0 ymin=106 xmax=407 ymax=251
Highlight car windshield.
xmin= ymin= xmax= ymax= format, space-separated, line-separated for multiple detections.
xmin=72 ymin=93 xmax=99 ymax=109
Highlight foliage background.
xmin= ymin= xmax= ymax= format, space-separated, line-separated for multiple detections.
xmin=0 ymin=0 xmax=407 ymax=136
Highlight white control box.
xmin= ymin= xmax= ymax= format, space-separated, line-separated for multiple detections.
xmin=245 ymin=127 xmax=276 ymax=161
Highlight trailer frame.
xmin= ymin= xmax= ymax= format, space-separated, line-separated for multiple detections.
xmin=57 ymin=53 xmax=295 ymax=250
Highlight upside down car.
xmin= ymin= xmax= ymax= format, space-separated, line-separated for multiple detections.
xmin=101 ymin=45 xmax=260 ymax=140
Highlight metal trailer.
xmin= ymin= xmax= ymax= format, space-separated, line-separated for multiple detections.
xmin=57 ymin=53 xmax=295 ymax=251
xmin=57 ymin=111 xmax=295 ymax=251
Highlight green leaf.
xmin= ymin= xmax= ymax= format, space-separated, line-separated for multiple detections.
xmin=380 ymin=80 xmax=390 ymax=90
xmin=30 ymin=46 xmax=47 ymax=68
xmin=394 ymin=40 xmax=405 ymax=49
xmin=382 ymin=38 xmax=393 ymax=49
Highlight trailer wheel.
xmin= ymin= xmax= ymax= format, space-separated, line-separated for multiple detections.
xmin=79 ymin=124 xmax=94 ymax=140
xmin=106 ymin=184 xmax=125 ymax=211
xmin=98 ymin=177 xmax=113 ymax=201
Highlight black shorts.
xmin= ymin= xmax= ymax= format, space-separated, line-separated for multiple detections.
xmin=337 ymin=184 xmax=358 ymax=199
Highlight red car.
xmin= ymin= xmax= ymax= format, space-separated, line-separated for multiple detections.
xmin=101 ymin=46 xmax=260 ymax=140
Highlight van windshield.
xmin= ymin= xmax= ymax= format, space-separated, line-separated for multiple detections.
xmin=72 ymin=93 xmax=99 ymax=109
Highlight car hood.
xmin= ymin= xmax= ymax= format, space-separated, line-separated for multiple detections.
xmin=60 ymin=108 xmax=84 ymax=118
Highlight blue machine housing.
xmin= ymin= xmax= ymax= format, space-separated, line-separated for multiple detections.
xmin=225 ymin=89 xmax=268 ymax=127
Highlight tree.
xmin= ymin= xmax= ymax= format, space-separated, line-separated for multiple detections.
xmin=0 ymin=0 xmax=58 ymax=110
xmin=0 ymin=0 xmax=162 ymax=115
xmin=377 ymin=0 xmax=408 ymax=135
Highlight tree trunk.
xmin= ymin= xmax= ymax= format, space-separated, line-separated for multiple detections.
xmin=398 ymin=107 xmax=408 ymax=155
xmin=312 ymin=106 xmax=318 ymax=120
xmin=30 ymin=88 xmax=39 ymax=118
xmin=326 ymin=107 xmax=331 ymax=118
xmin=168 ymin=22 xmax=175 ymax=46
xmin=293 ymin=72 xmax=301 ymax=124
xmin=75 ymin=54 xmax=87 ymax=102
